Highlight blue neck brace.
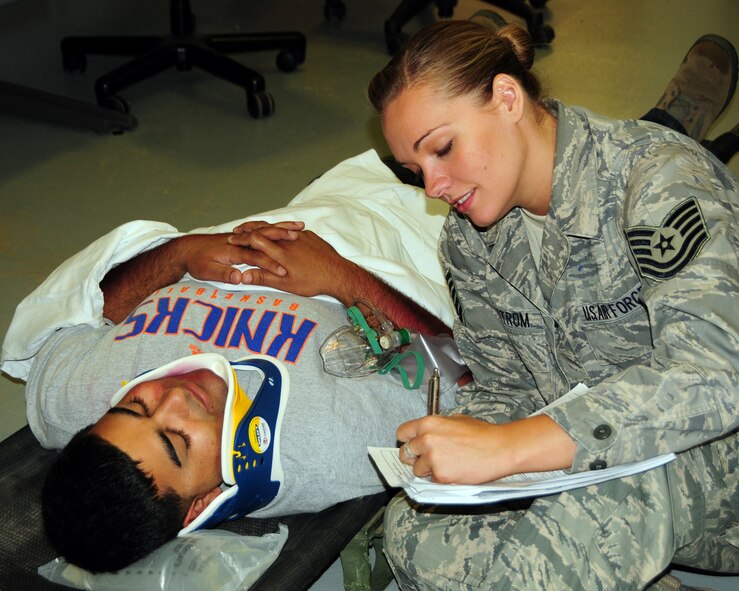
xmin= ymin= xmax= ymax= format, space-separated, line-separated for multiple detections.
xmin=109 ymin=353 xmax=289 ymax=535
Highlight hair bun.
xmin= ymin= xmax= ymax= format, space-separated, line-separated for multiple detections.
xmin=497 ymin=24 xmax=535 ymax=71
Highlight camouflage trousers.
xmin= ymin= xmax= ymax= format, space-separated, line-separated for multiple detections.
xmin=384 ymin=433 xmax=738 ymax=591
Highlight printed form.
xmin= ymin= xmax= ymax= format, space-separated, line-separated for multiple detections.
xmin=369 ymin=385 xmax=675 ymax=505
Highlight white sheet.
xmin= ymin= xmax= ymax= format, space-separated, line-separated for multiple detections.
xmin=1 ymin=150 xmax=452 ymax=381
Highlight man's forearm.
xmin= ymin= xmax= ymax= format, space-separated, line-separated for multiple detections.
xmin=101 ymin=229 xmax=293 ymax=325
xmin=233 ymin=228 xmax=452 ymax=336
xmin=100 ymin=238 xmax=189 ymax=324
xmin=332 ymin=260 xmax=451 ymax=336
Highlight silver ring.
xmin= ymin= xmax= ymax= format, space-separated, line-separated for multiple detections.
xmin=402 ymin=441 xmax=418 ymax=461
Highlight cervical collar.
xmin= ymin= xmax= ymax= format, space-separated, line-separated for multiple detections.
xmin=108 ymin=353 xmax=289 ymax=535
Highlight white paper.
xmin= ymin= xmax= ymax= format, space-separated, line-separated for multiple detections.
xmin=368 ymin=384 xmax=676 ymax=505
xmin=368 ymin=447 xmax=675 ymax=505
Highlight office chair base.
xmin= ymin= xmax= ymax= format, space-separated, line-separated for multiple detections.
xmin=60 ymin=0 xmax=306 ymax=119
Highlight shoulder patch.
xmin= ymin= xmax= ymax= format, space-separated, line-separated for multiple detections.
xmin=625 ymin=197 xmax=709 ymax=281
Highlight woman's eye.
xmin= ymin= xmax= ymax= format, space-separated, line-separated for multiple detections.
xmin=436 ymin=141 xmax=452 ymax=158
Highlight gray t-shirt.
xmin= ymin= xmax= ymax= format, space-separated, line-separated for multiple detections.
xmin=26 ymin=280 xmax=454 ymax=517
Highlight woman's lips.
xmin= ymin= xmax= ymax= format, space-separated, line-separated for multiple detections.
xmin=454 ymin=189 xmax=474 ymax=213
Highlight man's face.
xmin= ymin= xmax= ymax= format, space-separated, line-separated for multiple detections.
xmin=91 ymin=369 xmax=228 ymax=502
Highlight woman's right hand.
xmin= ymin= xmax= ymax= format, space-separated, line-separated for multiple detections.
xmin=397 ymin=413 xmax=576 ymax=484
xmin=397 ymin=414 xmax=511 ymax=484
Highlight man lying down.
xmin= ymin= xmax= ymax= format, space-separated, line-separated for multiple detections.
xmin=0 ymin=151 xmax=460 ymax=573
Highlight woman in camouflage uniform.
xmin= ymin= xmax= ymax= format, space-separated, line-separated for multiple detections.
xmin=368 ymin=19 xmax=738 ymax=591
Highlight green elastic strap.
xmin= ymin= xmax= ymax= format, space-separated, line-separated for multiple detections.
xmin=346 ymin=306 xmax=384 ymax=355
xmin=377 ymin=351 xmax=424 ymax=390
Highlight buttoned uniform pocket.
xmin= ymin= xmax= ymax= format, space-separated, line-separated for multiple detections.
xmin=582 ymin=309 xmax=652 ymax=368
xmin=491 ymin=307 xmax=559 ymax=402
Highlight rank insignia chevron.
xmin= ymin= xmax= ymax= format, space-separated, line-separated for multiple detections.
xmin=626 ymin=197 xmax=710 ymax=281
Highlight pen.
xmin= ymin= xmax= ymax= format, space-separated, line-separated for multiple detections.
xmin=427 ymin=367 xmax=440 ymax=415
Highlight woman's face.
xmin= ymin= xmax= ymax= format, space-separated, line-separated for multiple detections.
xmin=382 ymin=80 xmax=530 ymax=227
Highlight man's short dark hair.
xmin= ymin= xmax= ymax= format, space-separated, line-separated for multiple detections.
xmin=42 ymin=427 xmax=189 ymax=572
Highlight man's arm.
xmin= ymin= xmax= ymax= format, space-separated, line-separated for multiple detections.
xmin=101 ymin=223 xmax=303 ymax=324
xmin=230 ymin=228 xmax=450 ymax=335
xmin=330 ymin=256 xmax=450 ymax=336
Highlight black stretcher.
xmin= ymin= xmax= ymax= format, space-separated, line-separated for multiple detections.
xmin=0 ymin=424 xmax=392 ymax=591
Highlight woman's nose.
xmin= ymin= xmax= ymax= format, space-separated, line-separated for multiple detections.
xmin=424 ymin=167 xmax=451 ymax=200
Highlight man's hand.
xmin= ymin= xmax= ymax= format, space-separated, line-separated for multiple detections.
xmin=179 ymin=222 xmax=302 ymax=285
xmin=231 ymin=222 xmax=450 ymax=335
xmin=101 ymin=221 xmax=303 ymax=324
xmin=229 ymin=228 xmax=352 ymax=299
xmin=232 ymin=220 xmax=305 ymax=236
xmin=397 ymin=414 xmax=576 ymax=484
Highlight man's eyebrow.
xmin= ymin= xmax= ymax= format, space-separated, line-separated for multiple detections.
xmin=106 ymin=407 xmax=182 ymax=468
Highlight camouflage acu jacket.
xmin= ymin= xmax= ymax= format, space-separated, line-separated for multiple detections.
xmin=441 ymin=100 xmax=738 ymax=473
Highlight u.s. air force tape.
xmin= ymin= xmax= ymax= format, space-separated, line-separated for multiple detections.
xmin=625 ymin=197 xmax=709 ymax=281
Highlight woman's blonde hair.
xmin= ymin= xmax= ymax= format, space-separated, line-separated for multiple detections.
xmin=368 ymin=20 xmax=543 ymax=113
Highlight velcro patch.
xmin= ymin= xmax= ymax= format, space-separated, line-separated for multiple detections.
xmin=625 ymin=197 xmax=709 ymax=280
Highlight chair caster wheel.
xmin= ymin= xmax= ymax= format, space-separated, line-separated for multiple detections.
xmin=247 ymin=91 xmax=274 ymax=118
xmin=98 ymin=95 xmax=130 ymax=114
xmin=276 ymin=49 xmax=298 ymax=73
xmin=63 ymin=51 xmax=87 ymax=73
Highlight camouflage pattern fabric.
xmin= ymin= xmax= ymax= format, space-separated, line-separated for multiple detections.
xmin=384 ymin=101 xmax=739 ymax=590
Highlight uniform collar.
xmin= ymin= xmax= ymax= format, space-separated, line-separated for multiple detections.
xmin=447 ymin=101 xmax=606 ymax=306
xmin=548 ymin=100 xmax=602 ymax=240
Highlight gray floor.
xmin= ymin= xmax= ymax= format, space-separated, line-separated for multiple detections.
xmin=1 ymin=1 xmax=738 ymax=590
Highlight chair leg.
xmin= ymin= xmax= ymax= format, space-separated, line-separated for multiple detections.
xmin=94 ymin=46 xmax=178 ymax=104
xmin=189 ymin=44 xmax=265 ymax=94
xmin=169 ymin=0 xmax=195 ymax=36
xmin=188 ymin=44 xmax=275 ymax=118
xmin=205 ymin=32 xmax=307 ymax=72
xmin=61 ymin=36 xmax=164 ymax=72
xmin=59 ymin=2 xmax=306 ymax=117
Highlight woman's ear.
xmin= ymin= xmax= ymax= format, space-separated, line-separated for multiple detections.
xmin=182 ymin=486 xmax=223 ymax=526
xmin=491 ymin=74 xmax=525 ymax=122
